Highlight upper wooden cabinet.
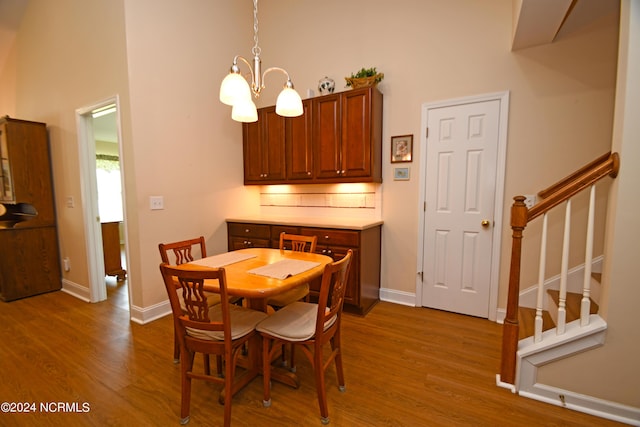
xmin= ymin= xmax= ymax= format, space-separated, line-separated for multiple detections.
xmin=243 ymin=106 xmax=286 ymax=184
xmin=286 ymin=99 xmax=314 ymax=181
xmin=242 ymin=86 xmax=382 ymax=185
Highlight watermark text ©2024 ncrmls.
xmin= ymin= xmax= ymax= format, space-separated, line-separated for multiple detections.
xmin=1 ymin=401 xmax=91 ymax=413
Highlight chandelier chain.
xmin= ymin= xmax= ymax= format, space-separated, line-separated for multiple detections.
xmin=251 ymin=0 xmax=261 ymax=57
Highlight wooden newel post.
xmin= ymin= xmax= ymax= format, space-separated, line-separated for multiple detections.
xmin=500 ymin=195 xmax=528 ymax=385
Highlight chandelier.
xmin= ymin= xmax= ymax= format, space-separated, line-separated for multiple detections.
xmin=219 ymin=0 xmax=303 ymax=123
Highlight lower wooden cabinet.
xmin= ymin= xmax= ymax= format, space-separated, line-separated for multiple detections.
xmin=227 ymin=221 xmax=381 ymax=315
xmin=227 ymin=222 xmax=271 ymax=250
xmin=0 ymin=226 xmax=61 ymax=301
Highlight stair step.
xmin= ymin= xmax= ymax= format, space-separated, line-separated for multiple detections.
xmin=518 ymin=307 xmax=555 ymax=340
xmin=547 ymin=290 xmax=598 ymax=323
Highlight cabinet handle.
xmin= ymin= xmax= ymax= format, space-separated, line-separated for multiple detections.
xmin=324 ymin=235 xmax=330 ymax=240
xmin=307 ymin=171 xmax=311 ymax=176
xmin=341 ymin=170 xmax=345 ymax=174
xmin=245 ymin=229 xmax=250 ymax=233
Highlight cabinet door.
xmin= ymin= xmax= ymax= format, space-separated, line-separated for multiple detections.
xmin=286 ymin=99 xmax=313 ymax=180
xmin=0 ymin=227 xmax=61 ymax=301
xmin=261 ymin=107 xmax=286 ymax=181
xmin=341 ymin=88 xmax=372 ymax=178
xmin=242 ymin=107 xmax=285 ymax=183
xmin=242 ymin=119 xmax=263 ymax=183
xmin=313 ymin=94 xmax=342 ymax=179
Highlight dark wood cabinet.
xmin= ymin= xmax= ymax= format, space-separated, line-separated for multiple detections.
xmin=227 ymin=220 xmax=381 ymax=315
xmin=227 ymin=222 xmax=271 ymax=250
xmin=340 ymin=88 xmax=381 ymax=180
xmin=313 ymin=93 xmax=342 ymax=179
xmin=243 ymin=106 xmax=286 ymax=184
xmin=286 ymin=99 xmax=314 ymax=181
xmin=242 ymin=86 xmax=382 ymax=185
xmin=0 ymin=117 xmax=61 ymax=301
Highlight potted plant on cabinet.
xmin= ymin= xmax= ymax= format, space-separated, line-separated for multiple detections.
xmin=345 ymin=67 xmax=384 ymax=89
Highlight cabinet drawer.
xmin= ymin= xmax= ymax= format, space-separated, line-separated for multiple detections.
xmin=228 ymin=222 xmax=271 ymax=239
xmin=301 ymin=227 xmax=359 ymax=247
xmin=229 ymin=236 xmax=270 ymax=250
xmin=271 ymin=225 xmax=300 ymax=240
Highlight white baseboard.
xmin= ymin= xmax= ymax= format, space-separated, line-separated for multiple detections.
xmin=519 ymin=383 xmax=640 ymax=426
xmin=61 ymin=278 xmax=91 ymax=302
xmin=129 ymin=300 xmax=171 ymax=325
xmin=379 ymin=288 xmax=417 ymax=307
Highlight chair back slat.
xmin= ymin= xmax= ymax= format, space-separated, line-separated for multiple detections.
xmin=159 ymin=264 xmax=231 ymax=339
xmin=279 ymin=232 xmax=318 ymax=253
xmin=159 ymin=236 xmax=207 ymax=265
xmin=315 ymin=250 xmax=352 ymax=333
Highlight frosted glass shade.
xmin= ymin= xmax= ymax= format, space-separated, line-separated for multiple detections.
xmin=219 ymin=72 xmax=252 ymax=106
xmin=231 ymin=98 xmax=258 ymax=122
xmin=275 ymin=87 xmax=303 ymax=117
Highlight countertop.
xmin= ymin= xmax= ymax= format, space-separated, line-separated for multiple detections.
xmin=226 ymin=216 xmax=383 ymax=231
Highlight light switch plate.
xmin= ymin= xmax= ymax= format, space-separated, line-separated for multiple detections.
xmin=150 ymin=196 xmax=164 ymax=210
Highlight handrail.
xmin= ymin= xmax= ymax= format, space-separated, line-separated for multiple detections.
xmin=528 ymin=152 xmax=619 ymax=221
xmin=537 ymin=152 xmax=614 ymax=199
xmin=499 ymin=152 xmax=620 ymax=385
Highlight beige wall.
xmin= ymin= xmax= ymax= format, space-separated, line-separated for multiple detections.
xmin=12 ymin=0 xmax=132 ymax=298
xmin=257 ymin=0 xmax=618 ymax=302
xmin=4 ymin=0 xmax=634 ymax=409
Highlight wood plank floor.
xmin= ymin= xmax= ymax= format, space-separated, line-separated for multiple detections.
xmin=0 ymin=281 xmax=625 ymax=426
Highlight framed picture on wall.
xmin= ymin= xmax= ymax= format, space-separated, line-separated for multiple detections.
xmin=391 ymin=134 xmax=413 ymax=163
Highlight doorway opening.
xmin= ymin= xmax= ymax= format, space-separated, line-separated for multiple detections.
xmin=76 ymin=96 xmax=130 ymax=308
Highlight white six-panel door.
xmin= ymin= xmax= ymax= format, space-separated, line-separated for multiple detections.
xmin=421 ymin=99 xmax=501 ymax=317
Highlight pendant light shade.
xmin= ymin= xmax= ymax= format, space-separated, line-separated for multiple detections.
xmin=220 ymin=70 xmax=251 ymax=106
xmin=231 ymin=97 xmax=258 ymax=123
xmin=219 ymin=0 xmax=303 ymax=123
xmin=276 ymin=85 xmax=303 ymax=117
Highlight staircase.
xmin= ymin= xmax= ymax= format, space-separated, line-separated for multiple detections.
xmin=518 ymin=274 xmax=600 ymax=340
xmin=499 ymin=152 xmax=619 ymax=388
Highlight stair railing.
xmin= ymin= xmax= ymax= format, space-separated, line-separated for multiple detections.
xmin=499 ymin=152 xmax=619 ymax=386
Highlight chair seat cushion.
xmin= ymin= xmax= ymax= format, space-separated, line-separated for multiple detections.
xmin=266 ymin=283 xmax=310 ymax=307
xmin=186 ymin=304 xmax=268 ymax=341
xmin=256 ymin=302 xmax=336 ymax=342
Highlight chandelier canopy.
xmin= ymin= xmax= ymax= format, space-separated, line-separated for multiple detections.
xmin=219 ymin=0 xmax=303 ymax=123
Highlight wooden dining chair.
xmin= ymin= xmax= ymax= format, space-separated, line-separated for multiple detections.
xmin=160 ymin=263 xmax=267 ymax=426
xmin=159 ymin=237 xmax=222 ymax=363
xmin=266 ymin=232 xmax=318 ymax=308
xmin=256 ymin=250 xmax=353 ymax=425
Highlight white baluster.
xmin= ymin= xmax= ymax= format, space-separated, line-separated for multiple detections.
xmin=534 ymin=213 xmax=548 ymax=342
xmin=581 ymin=185 xmax=596 ymax=326
xmin=557 ymin=199 xmax=571 ymax=335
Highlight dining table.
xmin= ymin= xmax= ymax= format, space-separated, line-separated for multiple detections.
xmin=185 ymin=247 xmax=333 ymax=389
xmin=187 ymin=247 xmax=332 ymax=311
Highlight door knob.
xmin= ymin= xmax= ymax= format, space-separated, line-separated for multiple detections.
xmin=481 ymin=219 xmax=491 ymax=228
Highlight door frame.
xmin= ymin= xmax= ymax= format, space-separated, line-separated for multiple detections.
xmin=415 ymin=91 xmax=509 ymax=321
xmin=75 ymin=95 xmax=129 ymax=304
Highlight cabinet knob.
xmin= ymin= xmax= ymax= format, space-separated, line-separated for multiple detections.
xmin=307 ymin=171 xmax=311 ymax=176
xmin=245 ymin=229 xmax=250 ymax=233
xmin=324 ymin=235 xmax=329 ymax=240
